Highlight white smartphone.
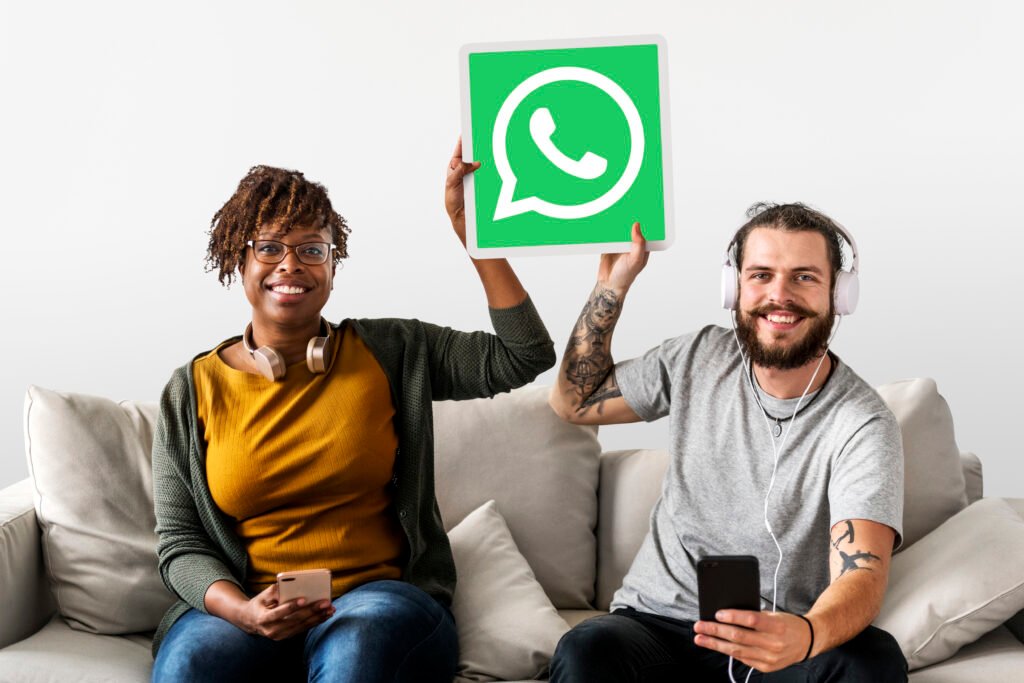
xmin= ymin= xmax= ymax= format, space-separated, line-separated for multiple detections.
xmin=276 ymin=568 xmax=331 ymax=605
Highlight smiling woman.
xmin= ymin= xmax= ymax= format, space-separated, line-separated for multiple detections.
xmin=149 ymin=153 xmax=556 ymax=683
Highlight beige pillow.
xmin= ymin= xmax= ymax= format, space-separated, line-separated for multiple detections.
xmin=874 ymin=498 xmax=1024 ymax=670
xmin=434 ymin=385 xmax=602 ymax=609
xmin=876 ymin=378 xmax=967 ymax=549
xmin=22 ymin=386 xmax=174 ymax=634
xmin=449 ymin=500 xmax=571 ymax=682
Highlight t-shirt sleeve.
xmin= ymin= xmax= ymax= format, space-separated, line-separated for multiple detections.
xmin=828 ymin=410 xmax=905 ymax=549
xmin=615 ymin=335 xmax=691 ymax=423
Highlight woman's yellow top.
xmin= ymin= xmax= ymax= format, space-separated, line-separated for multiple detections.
xmin=193 ymin=323 xmax=404 ymax=598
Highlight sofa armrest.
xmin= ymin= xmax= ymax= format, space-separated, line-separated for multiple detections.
xmin=0 ymin=478 xmax=55 ymax=649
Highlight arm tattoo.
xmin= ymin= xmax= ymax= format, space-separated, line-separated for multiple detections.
xmin=832 ymin=520 xmax=880 ymax=577
xmin=579 ymin=369 xmax=622 ymax=412
xmin=564 ymin=286 xmax=623 ymax=415
xmin=831 ymin=520 xmax=855 ymax=549
xmin=837 ymin=550 xmax=881 ymax=576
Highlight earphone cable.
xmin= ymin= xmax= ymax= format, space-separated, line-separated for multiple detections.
xmin=725 ymin=314 xmax=841 ymax=683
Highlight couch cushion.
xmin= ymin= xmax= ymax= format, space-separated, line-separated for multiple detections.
xmin=449 ymin=500 xmax=569 ymax=682
xmin=558 ymin=609 xmax=606 ymax=629
xmin=908 ymin=626 xmax=1024 ymax=681
xmin=23 ymin=386 xmax=174 ymax=634
xmin=594 ymin=449 xmax=669 ymax=611
xmin=0 ymin=615 xmax=152 ymax=682
xmin=876 ymin=378 xmax=967 ymax=550
xmin=875 ymin=498 xmax=1024 ymax=670
xmin=594 ymin=380 xmax=970 ymax=608
xmin=434 ymin=385 xmax=601 ymax=609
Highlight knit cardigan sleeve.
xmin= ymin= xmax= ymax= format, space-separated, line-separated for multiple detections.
xmin=152 ymin=367 xmax=243 ymax=612
xmin=423 ymin=295 xmax=556 ymax=400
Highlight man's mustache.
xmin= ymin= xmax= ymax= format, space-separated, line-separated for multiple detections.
xmin=746 ymin=303 xmax=819 ymax=319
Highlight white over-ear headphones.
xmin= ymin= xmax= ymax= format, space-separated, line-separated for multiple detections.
xmin=242 ymin=318 xmax=332 ymax=381
xmin=720 ymin=222 xmax=860 ymax=316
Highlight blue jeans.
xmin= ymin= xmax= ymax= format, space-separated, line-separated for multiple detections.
xmin=152 ymin=580 xmax=458 ymax=683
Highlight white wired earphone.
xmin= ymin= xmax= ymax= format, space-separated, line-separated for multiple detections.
xmin=719 ymin=221 xmax=859 ymax=682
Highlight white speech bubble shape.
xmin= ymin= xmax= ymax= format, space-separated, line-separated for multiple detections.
xmin=493 ymin=66 xmax=645 ymax=221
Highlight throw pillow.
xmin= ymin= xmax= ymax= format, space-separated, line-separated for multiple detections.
xmin=23 ymin=386 xmax=174 ymax=634
xmin=876 ymin=378 xmax=967 ymax=549
xmin=434 ymin=384 xmax=601 ymax=609
xmin=448 ymin=499 xmax=571 ymax=682
xmin=874 ymin=498 xmax=1024 ymax=670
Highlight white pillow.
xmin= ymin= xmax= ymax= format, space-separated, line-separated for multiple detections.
xmin=448 ymin=500 xmax=571 ymax=682
xmin=874 ymin=498 xmax=1024 ymax=670
xmin=434 ymin=385 xmax=601 ymax=609
xmin=22 ymin=386 xmax=174 ymax=634
xmin=876 ymin=378 xmax=967 ymax=549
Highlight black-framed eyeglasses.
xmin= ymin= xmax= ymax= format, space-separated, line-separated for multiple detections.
xmin=246 ymin=240 xmax=337 ymax=266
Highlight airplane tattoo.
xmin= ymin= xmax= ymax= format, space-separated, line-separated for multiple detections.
xmin=838 ymin=549 xmax=881 ymax=576
xmin=832 ymin=521 xmax=880 ymax=576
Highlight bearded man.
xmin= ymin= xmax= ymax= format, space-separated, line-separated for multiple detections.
xmin=548 ymin=203 xmax=907 ymax=682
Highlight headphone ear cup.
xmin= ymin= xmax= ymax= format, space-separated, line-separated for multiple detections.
xmin=833 ymin=270 xmax=859 ymax=316
xmin=253 ymin=347 xmax=286 ymax=381
xmin=721 ymin=265 xmax=739 ymax=310
xmin=306 ymin=335 xmax=329 ymax=374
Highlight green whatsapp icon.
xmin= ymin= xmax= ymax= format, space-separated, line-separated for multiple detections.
xmin=460 ymin=36 xmax=673 ymax=257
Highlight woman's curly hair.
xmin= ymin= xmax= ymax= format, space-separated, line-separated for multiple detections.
xmin=205 ymin=165 xmax=350 ymax=286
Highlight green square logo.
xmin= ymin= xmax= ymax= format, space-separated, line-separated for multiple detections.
xmin=459 ymin=36 xmax=673 ymax=257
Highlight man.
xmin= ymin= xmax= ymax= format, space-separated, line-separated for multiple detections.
xmin=548 ymin=203 xmax=907 ymax=682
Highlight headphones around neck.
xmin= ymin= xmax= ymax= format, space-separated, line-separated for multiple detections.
xmin=720 ymin=222 xmax=860 ymax=316
xmin=242 ymin=318 xmax=332 ymax=381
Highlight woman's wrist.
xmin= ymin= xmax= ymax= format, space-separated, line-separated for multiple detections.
xmin=205 ymin=580 xmax=251 ymax=630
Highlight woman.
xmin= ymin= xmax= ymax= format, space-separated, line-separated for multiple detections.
xmin=150 ymin=142 xmax=555 ymax=682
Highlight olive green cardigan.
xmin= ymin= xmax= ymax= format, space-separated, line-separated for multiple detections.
xmin=151 ymin=297 xmax=555 ymax=655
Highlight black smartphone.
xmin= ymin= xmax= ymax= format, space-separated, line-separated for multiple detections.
xmin=697 ymin=555 xmax=761 ymax=622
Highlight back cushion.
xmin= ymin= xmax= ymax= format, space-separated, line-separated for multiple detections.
xmin=594 ymin=449 xmax=669 ymax=610
xmin=23 ymin=386 xmax=174 ymax=634
xmin=594 ymin=379 xmax=970 ymax=604
xmin=875 ymin=378 xmax=967 ymax=549
xmin=433 ymin=385 xmax=602 ymax=609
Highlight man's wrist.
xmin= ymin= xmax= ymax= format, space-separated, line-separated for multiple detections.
xmin=795 ymin=613 xmax=815 ymax=661
xmin=594 ymin=280 xmax=630 ymax=301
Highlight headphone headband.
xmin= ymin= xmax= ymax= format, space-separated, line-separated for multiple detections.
xmin=723 ymin=221 xmax=859 ymax=274
xmin=721 ymin=219 xmax=860 ymax=315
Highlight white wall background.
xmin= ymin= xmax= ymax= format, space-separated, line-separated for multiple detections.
xmin=2 ymin=1 xmax=1021 ymax=496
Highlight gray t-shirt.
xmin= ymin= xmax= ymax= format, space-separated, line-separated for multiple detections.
xmin=610 ymin=325 xmax=903 ymax=621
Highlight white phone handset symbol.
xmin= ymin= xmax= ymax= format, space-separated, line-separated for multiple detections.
xmin=529 ymin=107 xmax=608 ymax=180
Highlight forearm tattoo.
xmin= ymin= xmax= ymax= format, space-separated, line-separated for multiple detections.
xmin=831 ymin=520 xmax=881 ymax=577
xmin=564 ymin=286 xmax=623 ymax=415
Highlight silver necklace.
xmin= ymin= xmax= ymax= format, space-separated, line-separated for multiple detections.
xmin=748 ymin=358 xmax=835 ymax=438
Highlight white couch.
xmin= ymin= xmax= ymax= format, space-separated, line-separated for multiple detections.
xmin=1 ymin=381 xmax=1023 ymax=682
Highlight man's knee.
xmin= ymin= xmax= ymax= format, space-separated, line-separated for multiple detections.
xmin=550 ymin=615 xmax=639 ymax=682
xmin=811 ymin=626 xmax=907 ymax=682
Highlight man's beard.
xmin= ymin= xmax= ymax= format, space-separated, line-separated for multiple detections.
xmin=735 ymin=302 xmax=835 ymax=370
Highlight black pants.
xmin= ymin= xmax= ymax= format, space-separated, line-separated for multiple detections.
xmin=549 ymin=608 xmax=907 ymax=683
